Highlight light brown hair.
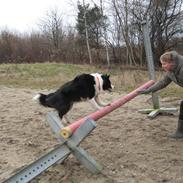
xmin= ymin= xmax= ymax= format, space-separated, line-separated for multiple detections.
xmin=160 ymin=51 xmax=178 ymax=63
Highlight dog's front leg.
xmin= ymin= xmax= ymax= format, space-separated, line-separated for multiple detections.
xmin=95 ymin=95 xmax=110 ymax=107
xmin=89 ymin=98 xmax=103 ymax=110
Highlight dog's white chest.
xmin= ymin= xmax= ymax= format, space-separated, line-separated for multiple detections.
xmin=91 ymin=73 xmax=103 ymax=95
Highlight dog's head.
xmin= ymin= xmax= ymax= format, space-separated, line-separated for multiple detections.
xmin=101 ymin=74 xmax=114 ymax=92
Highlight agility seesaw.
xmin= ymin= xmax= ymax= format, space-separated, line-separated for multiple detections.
xmin=60 ymin=80 xmax=155 ymax=138
xmin=3 ymin=80 xmax=154 ymax=183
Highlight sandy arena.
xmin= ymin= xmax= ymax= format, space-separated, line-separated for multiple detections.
xmin=0 ymin=86 xmax=183 ymax=183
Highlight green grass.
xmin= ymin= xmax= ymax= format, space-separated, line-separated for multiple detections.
xmin=0 ymin=63 xmax=97 ymax=89
xmin=0 ymin=63 xmax=182 ymax=98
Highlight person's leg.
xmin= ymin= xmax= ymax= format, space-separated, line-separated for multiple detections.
xmin=169 ymin=100 xmax=183 ymax=139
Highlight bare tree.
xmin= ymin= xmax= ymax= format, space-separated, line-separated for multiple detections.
xmin=92 ymin=0 xmax=110 ymax=66
xmin=111 ymin=0 xmax=137 ymax=65
xmin=83 ymin=0 xmax=93 ymax=64
xmin=99 ymin=0 xmax=110 ymax=67
xmin=39 ymin=7 xmax=64 ymax=56
xmin=131 ymin=0 xmax=183 ymax=65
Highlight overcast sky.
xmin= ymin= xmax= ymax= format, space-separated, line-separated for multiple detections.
xmin=0 ymin=0 xmax=77 ymax=33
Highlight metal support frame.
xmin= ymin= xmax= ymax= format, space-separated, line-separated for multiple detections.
xmin=140 ymin=21 xmax=177 ymax=119
xmin=3 ymin=112 xmax=102 ymax=183
xmin=2 ymin=81 xmax=156 ymax=183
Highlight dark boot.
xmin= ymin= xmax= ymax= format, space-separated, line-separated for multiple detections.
xmin=168 ymin=119 xmax=183 ymax=139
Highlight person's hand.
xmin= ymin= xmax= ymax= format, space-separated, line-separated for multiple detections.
xmin=138 ymin=89 xmax=150 ymax=94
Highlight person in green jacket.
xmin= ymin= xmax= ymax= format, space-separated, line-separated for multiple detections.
xmin=139 ymin=50 xmax=183 ymax=139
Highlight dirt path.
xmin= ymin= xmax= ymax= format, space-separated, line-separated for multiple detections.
xmin=0 ymin=86 xmax=183 ymax=183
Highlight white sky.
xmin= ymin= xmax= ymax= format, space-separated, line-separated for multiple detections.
xmin=0 ymin=0 xmax=77 ymax=33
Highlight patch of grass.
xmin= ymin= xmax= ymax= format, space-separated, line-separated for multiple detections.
xmin=159 ymin=83 xmax=183 ymax=98
xmin=0 ymin=63 xmax=97 ymax=89
xmin=0 ymin=63 xmax=182 ymax=98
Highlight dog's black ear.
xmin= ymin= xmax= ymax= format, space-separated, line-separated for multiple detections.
xmin=106 ymin=74 xmax=110 ymax=78
xmin=102 ymin=73 xmax=110 ymax=78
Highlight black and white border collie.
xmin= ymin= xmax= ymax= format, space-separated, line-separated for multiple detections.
xmin=33 ymin=73 xmax=114 ymax=122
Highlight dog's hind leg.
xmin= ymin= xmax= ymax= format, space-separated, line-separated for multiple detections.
xmin=58 ymin=111 xmax=70 ymax=126
xmin=57 ymin=103 xmax=73 ymax=125
xmin=63 ymin=115 xmax=72 ymax=124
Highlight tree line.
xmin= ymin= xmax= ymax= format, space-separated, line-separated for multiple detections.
xmin=0 ymin=0 xmax=182 ymax=67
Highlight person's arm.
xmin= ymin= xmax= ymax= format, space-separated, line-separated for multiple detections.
xmin=139 ymin=74 xmax=172 ymax=94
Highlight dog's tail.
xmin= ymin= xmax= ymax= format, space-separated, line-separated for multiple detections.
xmin=33 ymin=93 xmax=49 ymax=107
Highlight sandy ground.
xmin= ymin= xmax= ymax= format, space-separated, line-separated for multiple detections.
xmin=0 ymin=86 xmax=183 ymax=183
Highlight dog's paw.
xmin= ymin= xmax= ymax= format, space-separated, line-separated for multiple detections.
xmin=62 ymin=116 xmax=72 ymax=125
xmin=95 ymin=105 xmax=103 ymax=110
xmin=62 ymin=120 xmax=71 ymax=126
xmin=101 ymin=102 xmax=111 ymax=107
xmin=105 ymin=103 xmax=111 ymax=106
